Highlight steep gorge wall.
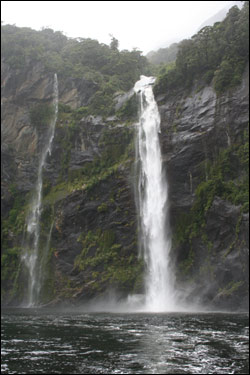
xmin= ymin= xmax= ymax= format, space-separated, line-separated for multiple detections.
xmin=1 ymin=61 xmax=141 ymax=306
xmin=1 ymin=60 xmax=249 ymax=310
xmin=157 ymin=66 xmax=249 ymax=310
xmin=1 ymin=60 xmax=98 ymax=191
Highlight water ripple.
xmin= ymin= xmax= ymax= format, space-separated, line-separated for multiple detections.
xmin=1 ymin=309 xmax=249 ymax=374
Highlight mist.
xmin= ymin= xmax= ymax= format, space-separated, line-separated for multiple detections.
xmin=1 ymin=1 xmax=241 ymax=54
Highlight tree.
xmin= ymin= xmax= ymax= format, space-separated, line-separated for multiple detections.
xmin=109 ymin=34 xmax=119 ymax=50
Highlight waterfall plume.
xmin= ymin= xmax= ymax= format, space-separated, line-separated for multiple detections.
xmin=134 ymin=75 xmax=177 ymax=312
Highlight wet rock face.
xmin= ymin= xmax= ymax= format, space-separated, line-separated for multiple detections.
xmin=159 ymin=70 xmax=249 ymax=214
xmin=50 ymin=169 xmax=138 ymax=304
xmin=1 ymin=61 xmax=97 ymax=147
xmin=157 ymin=68 xmax=249 ymax=311
xmin=187 ymin=198 xmax=249 ymax=311
xmin=1 ymin=57 xmax=140 ymax=305
xmin=1 ymin=60 xmax=98 ymax=192
xmin=1 ymin=57 xmax=249 ymax=310
xmin=59 ymin=77 xmax=98 ymax=109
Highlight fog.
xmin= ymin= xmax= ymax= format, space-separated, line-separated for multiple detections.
xmin=1 ymin=1 xmax=241 ymax=54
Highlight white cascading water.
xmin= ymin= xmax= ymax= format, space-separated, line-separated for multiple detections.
xmin=22 ymin=73 xmax=58 ymax=307
xmin=134 ymin=76 xmax=176 ymax=312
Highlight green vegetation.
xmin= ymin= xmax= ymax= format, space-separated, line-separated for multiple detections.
xmin=37 ymin=112 xmax=137 ymax=300
xmin=42 ymin=149 xmax=130 ymax=207
xmin=1 ymin=246 xmax=22 ymax=303
xmin=175 ymin=125 xmax=249 ymax=286
xmin=175 ymin=127 xmax=249 ymax=247
xmin=75 ymin=229 xmax=116 ymax=270
xmin=218 ymin=280 xmax=243 ymax=297
xmin=116 ymin=94 xmax=138 ymax=122
xmin=1 ymin=185 xmax=28 ymax=301
xmin=1 ymin=24 xmax=151 ymax=116
xmin=154 ymin=2 xmax=249 ymax=95
xmin=97 ymin=203 xmax=108 ymax=213
xmin=41 ymin=112 xmax=135 ymax=199
xmin=42 ymin=181 xmax=71 ymax=205
xmin=1 ymin=247 xmax=21 ymax=283
xmin=75 ymin=229 xmax=143 ymax=293
xmin=1 ymin=184 xmax=27 ymax=245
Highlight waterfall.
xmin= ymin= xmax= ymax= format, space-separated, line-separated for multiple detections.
xmin=134 ymin=76 xmax=176 ymax=312
xmin=22 ymin=74 xmax=58 ymax=307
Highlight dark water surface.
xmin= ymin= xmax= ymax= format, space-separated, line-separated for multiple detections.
xmin=1 ymin=308 xmax=249 ymax=374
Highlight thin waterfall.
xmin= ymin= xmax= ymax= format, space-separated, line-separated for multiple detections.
xmin=36 ymin=218 xmax=54 ymax=302
xmin=134 ymin=75 xmax=176 ymax=312
xmin=22 ymin=74 xmax=58 ymax=307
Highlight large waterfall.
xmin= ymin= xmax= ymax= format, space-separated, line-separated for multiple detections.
xmin=22 ymin=73 xmax=58 ymax=307
xmin=134 ymin=76 xmax=176 ymax=312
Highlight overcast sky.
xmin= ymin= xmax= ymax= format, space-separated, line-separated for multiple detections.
xmin=1 ymin=1 xmax=238 ymax=54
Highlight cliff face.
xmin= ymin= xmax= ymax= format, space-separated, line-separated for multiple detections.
xmin=1 ymin=58 xmax=249 ymax=310
xmin=1 ymin=60 xmax=141 ymax=306
xmin=1 ymin=60 xmax=98 ymax=191
xmin=157 ymin=66 xmax=249 ymax=310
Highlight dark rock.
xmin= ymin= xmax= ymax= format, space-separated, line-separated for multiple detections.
xmin=114 ymin=89 xmax=134 ymax=111
xmin=1 ymin=53 xmax=248 ymax=310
